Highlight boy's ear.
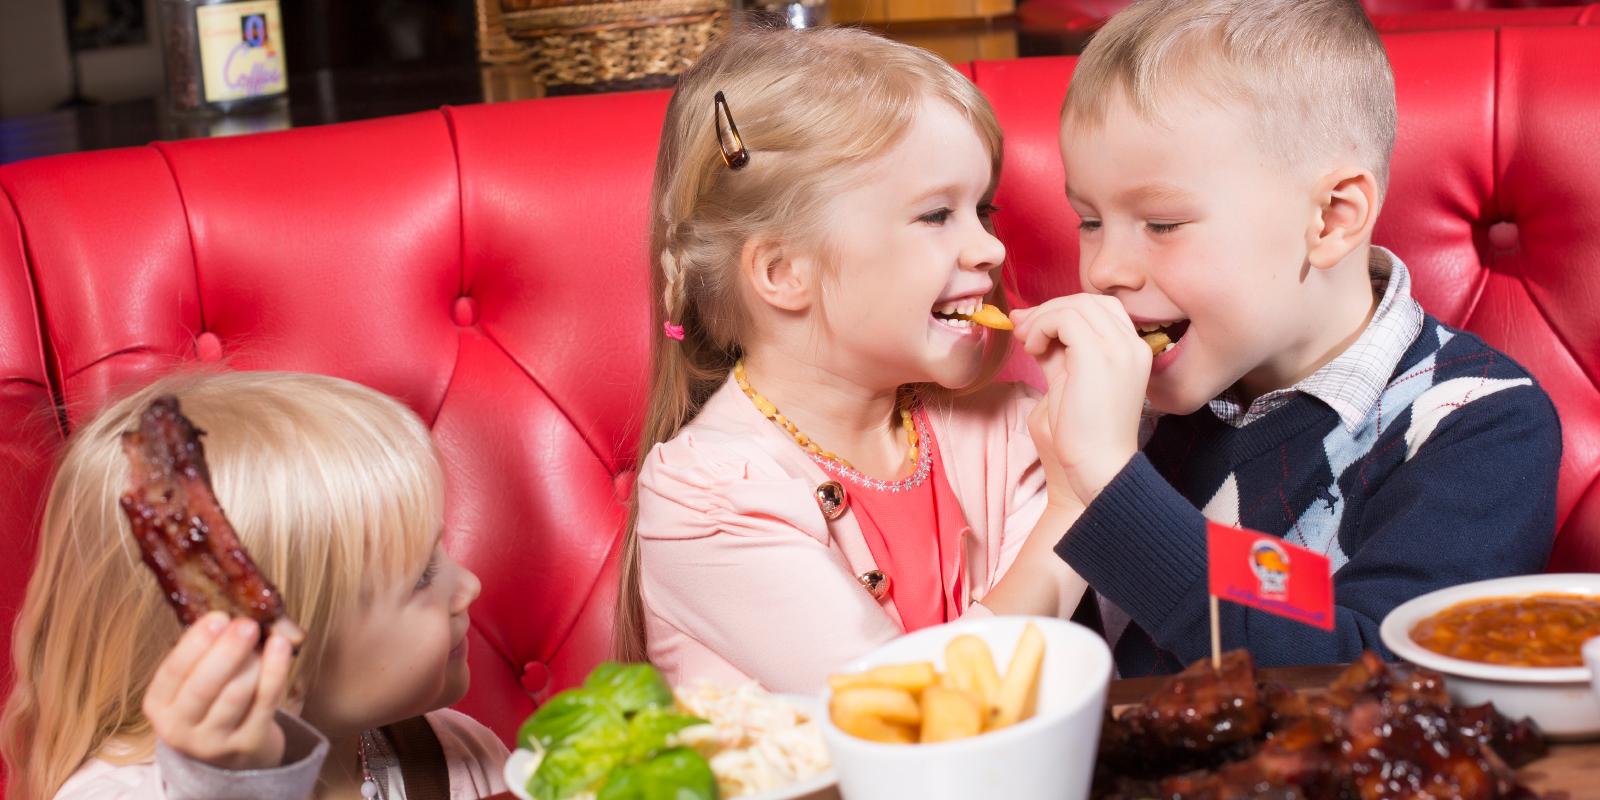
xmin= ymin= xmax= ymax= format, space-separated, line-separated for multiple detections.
xmin=1306 ymin=167 xmax=1381 ymax=271
xmin=742 ymin=237 xmax=814 ymax=313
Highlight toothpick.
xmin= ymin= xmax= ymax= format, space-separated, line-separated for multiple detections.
xmin=1209 ymin=594 xmax=1222 ymax=671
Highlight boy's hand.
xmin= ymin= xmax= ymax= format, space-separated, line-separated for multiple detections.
xmin=143 ymin=612 xmax=299 ymax=771
xmin=1012 ymin=295 xmax=1151 ymax=503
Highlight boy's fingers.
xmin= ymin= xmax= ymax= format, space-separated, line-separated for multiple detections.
xmin=167 ymin=618 xmax=259 ymax=724
xmin=243 ymin=634 xmax=295 ymax=734
xmin=146 ymin=612 xmax=230 ymax=709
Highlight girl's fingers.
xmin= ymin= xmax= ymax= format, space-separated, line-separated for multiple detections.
xmin=242 ymin=634 xmax=296 ymax=734
xmin=269 ymin=618 xmax=306 ymax=649
xmin=146 ymin=612 xmax=230 ymax=710
xmin=167 ymin=618 xmax=260 ymax=724
xmin=1077 ymin=296 xmax=1135 ymax=343
xmin=199 ymin=658 xmax=262 ymax=734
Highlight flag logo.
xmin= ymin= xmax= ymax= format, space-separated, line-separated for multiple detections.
xmin=1249 ymin=540 xmax=1290 ymax=598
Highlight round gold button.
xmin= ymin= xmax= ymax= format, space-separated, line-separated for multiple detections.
xmin=815 ymin=480 xmax=847 ymax=520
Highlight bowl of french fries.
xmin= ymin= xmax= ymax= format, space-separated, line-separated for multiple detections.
xmin=820 ymin=616 xmax=1111 ymax=800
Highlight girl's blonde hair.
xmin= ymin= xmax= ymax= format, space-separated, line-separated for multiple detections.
xmin=614 ymin=24 xmax=1008 ymax=661
xmin=1 ymin=370 xmax=444 ymax=800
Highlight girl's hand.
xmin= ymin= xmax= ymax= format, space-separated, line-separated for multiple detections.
xmin=143 ymin=612 xmax=300 ymax=771
xmin=1011 ymin=296 xmax=1150 ymax=503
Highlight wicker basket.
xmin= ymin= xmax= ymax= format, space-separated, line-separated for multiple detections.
xmin=477 ymin=0 xmax=730 ymax=88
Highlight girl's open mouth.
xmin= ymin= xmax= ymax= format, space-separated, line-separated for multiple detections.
xmin=931 ymin=297 xmax=986 ymax=333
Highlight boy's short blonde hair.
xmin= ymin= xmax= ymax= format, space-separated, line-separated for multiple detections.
xmin=1064 ymin=0 xmax=1397 ymax=189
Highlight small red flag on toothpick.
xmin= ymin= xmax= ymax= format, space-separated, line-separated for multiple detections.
xmin=1205 ymin=522 xmax=1335 ymax=669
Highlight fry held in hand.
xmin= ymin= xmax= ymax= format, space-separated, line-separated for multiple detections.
xmin=1140 ymin=330 xmax=1171 ymax=356
xmin=959 ymin=304 xmax=1013 ymax=331
xmin=827 ymin=623 xmax=1048 ymax=745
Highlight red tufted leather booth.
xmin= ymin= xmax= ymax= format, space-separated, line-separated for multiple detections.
xmin=1 ymin=30 xmax=1597 ymax=770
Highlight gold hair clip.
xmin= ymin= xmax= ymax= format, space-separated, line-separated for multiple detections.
xmin=713 ymin=91 xmax=749 ymax=170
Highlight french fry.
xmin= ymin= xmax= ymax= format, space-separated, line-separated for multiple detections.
xmin=962 ymin=304 xmax=1014 ymax=331
xmin=943 ymin=635 xmax=1002 ymax=714
xmin=1141 ymin=330 xmax=1172 ymax=356
xmin=833 ymin=709 xmax=918 ymax=744
xmin=828 ymin=661 xmax=938 ymax=694
xmin=990 ymin=623 xmax=1046 ymax=730
xmin=830 ymin=686 xmax=923 ymax=726
xmin=919 ymin=686 xmax=985 ymax=743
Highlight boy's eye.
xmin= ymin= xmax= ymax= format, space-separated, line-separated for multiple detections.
xmin=1077 ymin=219 xmax=1103 ymax=233
xmin=919 ymin=208 xmax=953 ymax=225
xmin=1146 ymin=221 xmax=1185 ymax=234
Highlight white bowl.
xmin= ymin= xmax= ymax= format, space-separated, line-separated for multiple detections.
xmin=820 ymin=616 xmax=1111 ymax=800
xmin=1379 ymin=573 xmax=1600 ymax=740
xmin=502 ymin=694 xmax=837 ymax=800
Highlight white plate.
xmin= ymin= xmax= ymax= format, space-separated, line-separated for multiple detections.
xmin=1379 ymin=573 xmax=1600 ymax=739
xmin=502 ymin=694 xmax=837 ymax=800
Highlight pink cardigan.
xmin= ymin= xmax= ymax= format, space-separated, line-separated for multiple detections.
xmin=636 ymin=378 xmax=1054 ymax=694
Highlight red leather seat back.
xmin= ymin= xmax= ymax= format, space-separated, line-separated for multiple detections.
xmin=0 ymin=189 xmax=63 ymax=774
xmin=1373 ymin=4 xmax=1600 ymax=30
xmin=0 ymin=90 xmax=678 ymax=741
xmin=975 ymin=28 xmax=1600 ymax=572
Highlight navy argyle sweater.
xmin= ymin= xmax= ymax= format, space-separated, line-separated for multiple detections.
xmin=1056 ymin=317 xmax=1562 ymax=676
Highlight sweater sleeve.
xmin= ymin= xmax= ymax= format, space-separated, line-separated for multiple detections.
xmin=1056 ymin=386 xmax=1561 ymax=668
xmin=144 ymin=712 xmax=326 ymax=800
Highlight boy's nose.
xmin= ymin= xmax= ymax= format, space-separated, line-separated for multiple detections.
xmin=1083 ymin=244 xmax=1144 ymax=294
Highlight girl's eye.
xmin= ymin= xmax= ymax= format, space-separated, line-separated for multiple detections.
xmin=1078 ymin=219 xmax=1103 ymax=233
xmin=977 ymin=203 xmax=999 ymax=219
xmin=919 ymin=208 xmax=953 ymax=225
xmin=1147 ymin=221 xmax=1185 ymax=234
xmin=415 ymin=557 xmax=440 ymax=591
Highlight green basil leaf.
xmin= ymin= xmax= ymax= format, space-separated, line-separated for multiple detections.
xmin=583 ymin=662 xmax=675 ymax=715
xmin=625 ymin=707 xmax=708 ymax=762
xmin=636 ymin=747 xmax=718 ymax=800
xmin=595 ymin=763 xmax=646 ymax=800
xmin=527 ymin=744 xmax=620 ymax=800
xmin=519 ymin=689 xmax=617 ymax=750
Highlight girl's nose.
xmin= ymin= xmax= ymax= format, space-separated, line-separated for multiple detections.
xmin=961 ymin=225 xmax=1007 ymax=273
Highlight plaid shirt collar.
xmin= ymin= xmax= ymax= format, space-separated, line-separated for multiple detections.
xmin=1208 ymin=247 xmax=1425 ymax=431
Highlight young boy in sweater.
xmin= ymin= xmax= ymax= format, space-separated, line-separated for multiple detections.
xmin=1014 ymin=0 xmax=1562 ymax=676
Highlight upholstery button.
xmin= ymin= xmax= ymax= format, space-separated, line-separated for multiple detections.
xmin=520 ymin=660 xmax=551 ymax=696
xmin=452 ymin=296 xmax=480 ymax=327
xmin=194 ymin=332 xmax=222 ymax=362
xmin=1488 ymin=221 xmax=1519 ymax=252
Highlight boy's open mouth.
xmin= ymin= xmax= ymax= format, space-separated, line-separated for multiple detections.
xmin=1138 ymin=319 xmax=1190 ymax=355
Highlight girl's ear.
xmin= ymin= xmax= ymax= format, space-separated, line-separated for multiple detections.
xmin=742 ymin=236 xmax=816 ymax=313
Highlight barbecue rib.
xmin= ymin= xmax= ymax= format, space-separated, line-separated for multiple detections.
xmin=120 ymin=395 xmax=287 ymax=637
xmin=1095 ymin=651 xmax=1547 ymax=800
